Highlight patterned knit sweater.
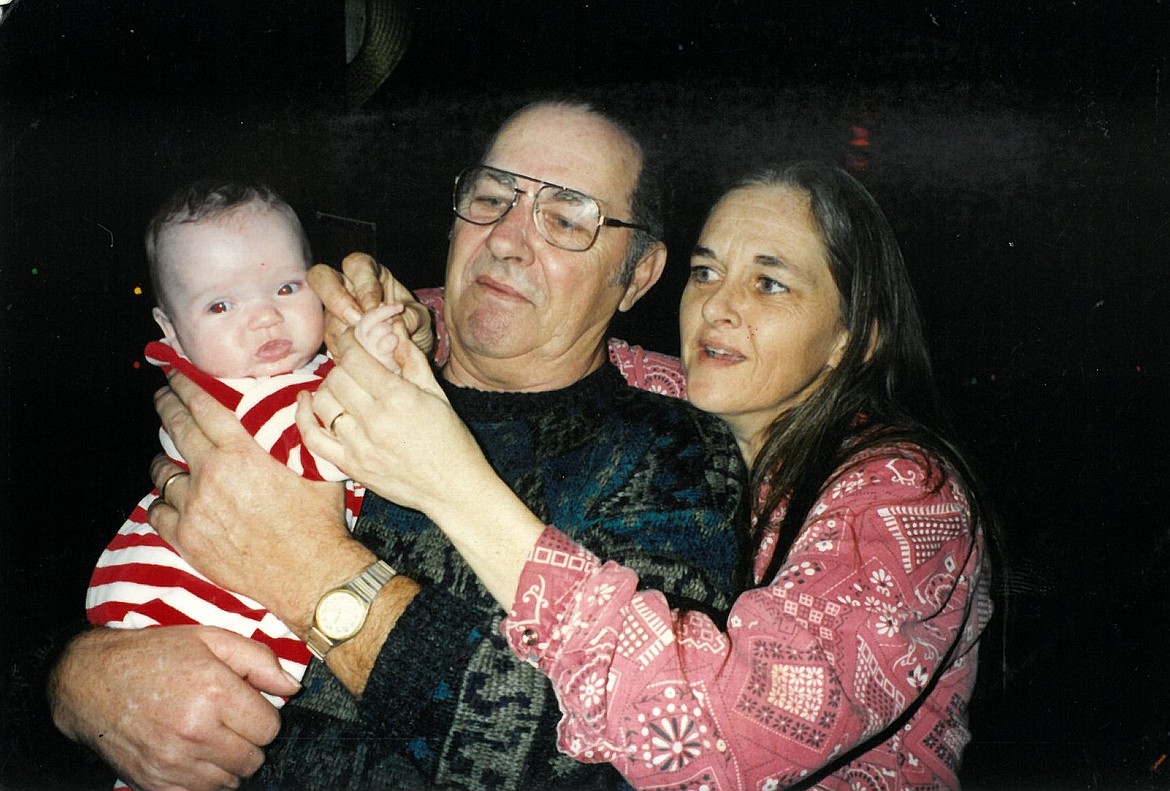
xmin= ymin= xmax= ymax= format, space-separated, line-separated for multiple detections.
xmin=248 ymin=362 xmax=747 ymax=791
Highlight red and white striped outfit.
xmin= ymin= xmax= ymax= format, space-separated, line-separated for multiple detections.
xmin=86 ymin=340 xmax=362 ymax=701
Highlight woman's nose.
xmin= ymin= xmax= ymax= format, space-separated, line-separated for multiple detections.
xmin=701 ymin=282 xmax=742 ymax=327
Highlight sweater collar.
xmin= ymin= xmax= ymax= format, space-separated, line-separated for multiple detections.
xmin=439 ymin=362 xmax=624 ymax=422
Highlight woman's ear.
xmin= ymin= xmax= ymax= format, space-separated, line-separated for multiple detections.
xmin=863 ymin=320 xmax=881 ymax=362
xmin=827 ymin=326 xmax=850 ymax=370
xmin=618 ymin=241 xmax=667 ymax=313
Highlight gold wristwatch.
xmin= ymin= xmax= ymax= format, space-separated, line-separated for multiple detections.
xmin=306 ymin=559 xmax=397 ymax=661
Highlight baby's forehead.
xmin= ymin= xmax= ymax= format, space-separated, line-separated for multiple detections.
xmin=168 ymin=200 xmax=284 ymax=235
xmin=159 ymin=210 xmax=307 ymax=283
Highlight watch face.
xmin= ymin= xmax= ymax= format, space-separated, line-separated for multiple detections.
xmin=315 ymin=589 xmax=366 ymax=640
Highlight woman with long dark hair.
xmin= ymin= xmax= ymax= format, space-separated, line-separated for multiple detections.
xmin=303 ymin=161 xmax=994 ymax=789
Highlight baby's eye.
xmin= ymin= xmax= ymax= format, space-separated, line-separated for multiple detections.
xmin=208 ymin=301 xmax=230 ymax=314
xmin=277 ymin=281 xmax=302 ymax=296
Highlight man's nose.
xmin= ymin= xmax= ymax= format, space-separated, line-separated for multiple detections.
xmin=485 ymin=191 xmax=536 ymax=262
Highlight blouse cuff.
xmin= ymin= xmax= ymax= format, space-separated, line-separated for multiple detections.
xmin=501 ymin=526 xmax=600 ymax=666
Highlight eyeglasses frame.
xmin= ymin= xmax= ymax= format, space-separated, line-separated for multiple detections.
xmin=452 ymin=164 xmax=651 ymax=252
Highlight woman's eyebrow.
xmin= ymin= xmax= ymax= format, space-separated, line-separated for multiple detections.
xmin=755 ymin=253 xmax=786 ymax=268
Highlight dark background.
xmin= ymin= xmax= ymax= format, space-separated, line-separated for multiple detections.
xmin=1 ymin=1 xmax=1167 ymax=788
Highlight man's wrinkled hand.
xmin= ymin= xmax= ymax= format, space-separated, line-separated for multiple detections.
xmin=308 ymin=252 xmax=433 ymax=355
xmin=50 ymin=626 xmax=299 ymax=791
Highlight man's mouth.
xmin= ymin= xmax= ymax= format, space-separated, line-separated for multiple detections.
xmin=476 ymin=276 xmax=528 ymax=301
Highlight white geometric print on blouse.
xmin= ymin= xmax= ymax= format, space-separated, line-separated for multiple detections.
xmin=618 ymin=596 xmax=675 ymax=668
xmin=633 ymin=685 xmax=718 ymax=775
xmin=852 ymin=635 xmax=906 ymax=739
xmin=677 ymin=609 xmax=730 ymax=654
xmin=734 ymin=639 xmax=840 ymax=746
xmin=878 ymin=503 xmax=966 ymax=574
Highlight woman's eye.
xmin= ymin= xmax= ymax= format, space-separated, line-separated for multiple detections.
xmin=689 ymin=265 xmax=716 ymax=283
xmin=758 ymin=277 xmax=787 ymax=295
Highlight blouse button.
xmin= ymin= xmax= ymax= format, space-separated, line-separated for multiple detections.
xmin=521 ymin=628 xmax=539 ymax=646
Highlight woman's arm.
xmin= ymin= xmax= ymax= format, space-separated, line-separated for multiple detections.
xmin=502 ymin=450 xmax=989 ymax=789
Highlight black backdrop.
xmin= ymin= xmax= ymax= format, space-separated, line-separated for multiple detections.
xmin=2 ymin=2 xmax=1168 ymax=788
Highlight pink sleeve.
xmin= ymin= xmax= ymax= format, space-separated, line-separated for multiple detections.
xmin=502 ymin=450 xmax=988 ymax=789
xmin=606 ymin=338 xmax=686 ymax=399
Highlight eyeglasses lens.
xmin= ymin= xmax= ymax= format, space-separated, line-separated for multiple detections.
xmin=533 ymin=188 xmax=600 ymax=251
xmin=454 ymin=167 xmax=601 ymax=252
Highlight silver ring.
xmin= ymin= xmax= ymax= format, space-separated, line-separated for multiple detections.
xmin=158 ymin=470 xmax=189 ymax=505
xmin=329 ymin=411 xmax=349 ymax=434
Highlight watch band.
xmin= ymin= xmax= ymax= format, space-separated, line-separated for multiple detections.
xmin=306 ymin=559 xmax=397 ymax=661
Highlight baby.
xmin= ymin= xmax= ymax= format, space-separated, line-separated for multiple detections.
xmin=85 ymin=180 xmax=423 ymax=789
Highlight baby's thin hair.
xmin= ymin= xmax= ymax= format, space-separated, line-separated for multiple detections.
xmin=145 ymin=179 xmax=311 ymax=310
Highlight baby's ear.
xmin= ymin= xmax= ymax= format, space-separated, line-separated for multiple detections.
xmin=152 ymin=306 xmax=181 ymax=349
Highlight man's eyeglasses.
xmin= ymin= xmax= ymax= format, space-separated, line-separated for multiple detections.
xmin=452 ymin=165 xmax=650 ymax=252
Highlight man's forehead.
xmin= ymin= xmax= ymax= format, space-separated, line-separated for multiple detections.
xmin=485 ymin=108 xmax=640 ymax=207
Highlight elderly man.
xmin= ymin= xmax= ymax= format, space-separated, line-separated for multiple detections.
xmin=46 ymin=99 xmax=746 ymax=790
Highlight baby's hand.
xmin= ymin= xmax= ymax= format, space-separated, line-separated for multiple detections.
xmin=399 ymin=299 xmax=434 ymax=356
xmin=354 ymin=303 xmax=417 ymax=372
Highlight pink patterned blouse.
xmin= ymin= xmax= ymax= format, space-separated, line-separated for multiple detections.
xmin=503 ymin=445 xmax=991 ymax=790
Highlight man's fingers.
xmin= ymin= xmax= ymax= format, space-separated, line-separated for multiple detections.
xmin=202 ymin=629 xmax=302 ymax=703
xmin=341 ymin=252 xmax=385 ymax=312
xmin=167 ymin=372 xmax=257 ymax=449
xmin=155 ymin=384 xmax=216 ymax=462
xmin=308 ymin=262 xmax=362 ymax=326
xmin=150 ymin=454 xmax=182 ymax=487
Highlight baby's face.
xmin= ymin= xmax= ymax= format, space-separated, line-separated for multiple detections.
xmin=154 ymin=205 xmax=325 ymax=378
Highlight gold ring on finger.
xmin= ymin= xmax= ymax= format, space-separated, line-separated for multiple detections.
xmin=158 ymin=470 xmax=189 ymax=505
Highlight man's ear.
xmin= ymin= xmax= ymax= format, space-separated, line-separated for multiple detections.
xmin=152 ymin=306 xmax=182 ymax=350
xmin=617 ymin=241 xmax=668 ymax=313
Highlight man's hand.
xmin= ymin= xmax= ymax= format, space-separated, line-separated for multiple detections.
xmin=308 ymin=252 xmax=433 ymax=356
xmin=148 ymin=373 xmax=371 ymax=634
xmin=50 ymin=626 xmax=299 ymax=791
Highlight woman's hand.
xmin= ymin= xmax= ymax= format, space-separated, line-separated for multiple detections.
xmin=297 ymin=322 xmax=483 ymax=516
xmin=297 ymin=324 xmax=546 ymax=607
